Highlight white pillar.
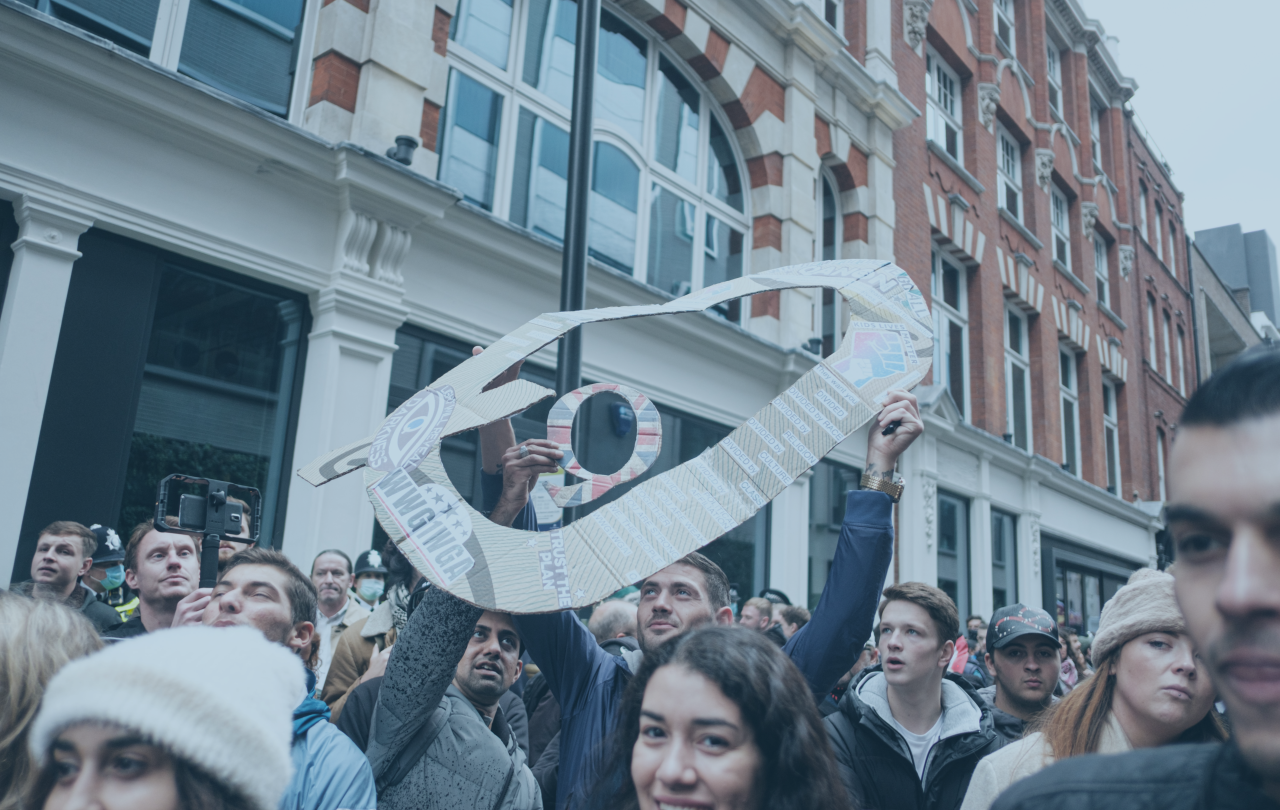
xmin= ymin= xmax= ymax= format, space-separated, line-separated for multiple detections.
xmin=864 ymin=0 xmax=897 ymax=85
xmin=769 ymin=469 xmax=812 ymax=605
xmin=970 ymin=454 xmax=994 ymax=621
xmin=280 ymin=283 xmax=407 ymax=571
xmin=0 ymin=195 xmax=93 ymax=586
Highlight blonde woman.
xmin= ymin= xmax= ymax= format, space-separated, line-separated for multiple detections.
xmin=0 ymin=594 xmax=102 ymax=810
xmin=959 ymin=569 xmax=1226 ymax=810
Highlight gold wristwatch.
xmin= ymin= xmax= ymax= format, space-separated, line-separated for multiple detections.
xmin=860 ymin=472 xmax=904 ymax=503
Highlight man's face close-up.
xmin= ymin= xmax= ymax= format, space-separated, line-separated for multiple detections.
xmin=879 ymin=600 xmax=950 ymax=690
xmin=31 ymin=534 xmax=91 ymax=594
xmin=988 ymin=636 xmax=1061 ymax=709
xmin=737 ymin=604 xmax=768 ymax=631
xmin=454 ymin=611 xmax=523 ymax=706
xmin=204 ymin=563 xmax=306 ymax=653
xmin=311 ymin=553 xmax=352 ymax=610
xmin=1168 ymin=416 xmax=1280 ymax=785
xmin=126 ymin=530 xmax=200 ymax=604
xmin=637 ymin=563 xmax=717 ymax=652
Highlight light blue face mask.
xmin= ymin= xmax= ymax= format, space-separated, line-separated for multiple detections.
xmin=99 ymin=564 xmax=125 ymax=591
xmin=359 ymin=578 xmax=386 ymax=602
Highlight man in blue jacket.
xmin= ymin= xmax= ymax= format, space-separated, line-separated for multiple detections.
xmin=478 ymin=377 xmax=921 ymax=810
xmin=204 ymin=547 xmax=378 ymax=810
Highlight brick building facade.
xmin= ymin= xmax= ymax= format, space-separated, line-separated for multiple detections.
xmin=890 ymin=0 xmax=1185 ymax=631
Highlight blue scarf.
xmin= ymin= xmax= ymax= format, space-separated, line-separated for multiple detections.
xmin=293 ymin=669 xmax=331 ymax=737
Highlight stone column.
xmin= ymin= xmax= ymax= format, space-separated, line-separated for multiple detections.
xmin=0 ymin=195 xmax=93 ymax=586
xmin=280 ymin=282 xmax=408 ymax=570
xmin=769 ymin=469 xmax=812 ymax=605
xmin=969 ymin=454 xmax=994 ymax=620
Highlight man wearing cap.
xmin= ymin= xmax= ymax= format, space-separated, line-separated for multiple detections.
xmin=82 ymin=524 xmax=139 ymax=623
xmin=311 ymin=549 xmax=370 ymax=694
xmin=351 ymin=549 xmax=388 ymax=608
xmin=977 ymin=605 xmax=1061 ymax=742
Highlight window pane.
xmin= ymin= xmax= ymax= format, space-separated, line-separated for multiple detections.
xmin=1105 ymin=424 xmax=1118 ymax=490
xmin=1012 ymin=364 xmax=1027 ymax=449
xmin=439 ymin=72 xmax=503 ymax=210
xmin=121 ymin=265 xmax=304 ymax=541
xmin=451 ymin=0 xmax=513 ymax=69
xmin=1085 ymin=575 xmax=1101 ymax=633
xmin=655 ymin=57 xmax=700 ymax=184
xmin=522 ymin=0 xmax=576 ymax=108
xmin=1007 ymin=309 xmax=1022 ymax=355
xmin=647 ymin=185 xmax=696 ymax=296
xmin=822 ymin=180 xmax=837 ymax=261
xmin=704 ymin=215 xmax=744 ymax=320
xmin=937 ymin=491 xmax=970 ymax=619
xmin=707 ymin=117 xmax=744 ymax=212
xmin=511 ymin=110 xmax=570 ymax=241
xmin=1063 ymin=398 xmax=1077 ymax=473
xmin=948 ymin=320 xmax=965 ymax=417
xmin=177 ymin=0 xmax=305 ymax=116
xmin=596 ymin=12 xmax=647 ymax=142
xmin=42 ymin=0 xmax=161 ymax=55
xmin=588 ymin=142 xmax=639 ymax=273
xmin=943 ymin=264 xmax=960 ymax=310
xmin=1066 ymin=570 xmax=1083 ymax=629
xmin=991 ymin=509 xmax=1017 ymax=609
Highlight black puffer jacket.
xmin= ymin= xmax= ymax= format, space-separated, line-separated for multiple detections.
xmin=990 ymin=740 xmax=1278 ymax=810
xmin=824 ymin=668 xmax=1005 ymax=810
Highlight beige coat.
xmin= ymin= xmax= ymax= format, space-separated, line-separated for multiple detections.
xmin=320 ymin=600 xmax=397 ymax=722
xmin=959 ymin=712 xmax=1132 ymax=810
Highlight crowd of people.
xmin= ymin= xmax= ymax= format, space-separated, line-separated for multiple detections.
xmin=2 ymin=350 xmax=1279 ymax=810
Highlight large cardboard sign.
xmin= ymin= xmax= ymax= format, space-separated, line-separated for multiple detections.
xmin=297 ymin=259 xmax=933 ymax=613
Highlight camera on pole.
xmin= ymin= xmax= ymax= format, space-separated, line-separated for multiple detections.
xmin=154 ymin=474 xmax=262 ymax=588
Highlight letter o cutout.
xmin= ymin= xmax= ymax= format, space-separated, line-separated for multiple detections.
xmin=544 ymin=383 xmax=662 ymax=508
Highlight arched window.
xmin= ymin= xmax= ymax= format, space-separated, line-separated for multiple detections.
xmin=439 ymin=0 xmax=749 ymax=317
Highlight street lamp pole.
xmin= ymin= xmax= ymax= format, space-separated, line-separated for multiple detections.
xmin=555 ymin=0 xmax=600 ymax=523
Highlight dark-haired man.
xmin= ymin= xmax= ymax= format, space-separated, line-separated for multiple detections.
xmin=14 ymin=520 xmax=121 ymax=633
xmin=365 ymin=588 xmax=540 ymax=810
xmin=993 ymin=349 xmax=1280 ymax=809
xmin=977 ymin=605 xmax=1060 ymax=742
xmin=484 ymin=380 xmax=922 ymax=809
xmin=205 ymin=548 xmax=377 ymax=810
xmin=825 ymin=582 xmax=1004 ymax=810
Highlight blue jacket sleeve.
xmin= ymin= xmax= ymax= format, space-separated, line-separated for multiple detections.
xmin=286 ymin=723 xmax=378 ymax=810
xmin=782 ymin=489 xmax=894 ymax=699
xmin=512 ymin=610 xmax=624 ymax=713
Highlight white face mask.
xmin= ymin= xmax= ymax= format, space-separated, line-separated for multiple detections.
xmin=358 ymin=578 xmax=386 ymax=602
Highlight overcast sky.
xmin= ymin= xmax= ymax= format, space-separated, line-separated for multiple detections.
xmin=1080 ymin=0 xmax=1279 ymax=239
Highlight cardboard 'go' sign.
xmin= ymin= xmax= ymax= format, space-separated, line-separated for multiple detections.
xmin=296 ymin=259 xmax=933 ymax=614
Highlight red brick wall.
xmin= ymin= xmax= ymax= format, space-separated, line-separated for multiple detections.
xmin=894 ymin=0 xmax=1192 ymax=502
xmin=309 ymin=52 xmax=361 ymax=113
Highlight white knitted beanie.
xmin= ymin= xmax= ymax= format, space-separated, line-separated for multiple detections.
xmin=29 ymin=626 xmax=304 ymax=810
xmin=1090 ymin=567 xmax=1186 ymax=667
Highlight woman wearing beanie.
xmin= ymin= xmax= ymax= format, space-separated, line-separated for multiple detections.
xmin=959 ymin=568 xmax=1226 ymax=810
xmin=23 ymin=625 xmax=305 ymax=810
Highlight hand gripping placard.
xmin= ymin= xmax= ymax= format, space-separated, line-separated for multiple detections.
xmin=297 ymin=259 xmax=933 ymax=613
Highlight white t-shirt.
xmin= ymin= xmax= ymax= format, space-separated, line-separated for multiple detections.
xmin=886 ymin=712 xmax=944 ymax=782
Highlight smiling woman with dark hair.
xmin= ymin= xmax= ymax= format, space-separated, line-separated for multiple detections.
xmin=589 ymin=625 xmax=849 ymax=810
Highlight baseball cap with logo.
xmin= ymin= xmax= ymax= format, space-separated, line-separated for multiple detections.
xmin=89 ymin=524 xmax=125 ymax=564
xmin=986 ymin=604 xmax=1061 ymax=654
